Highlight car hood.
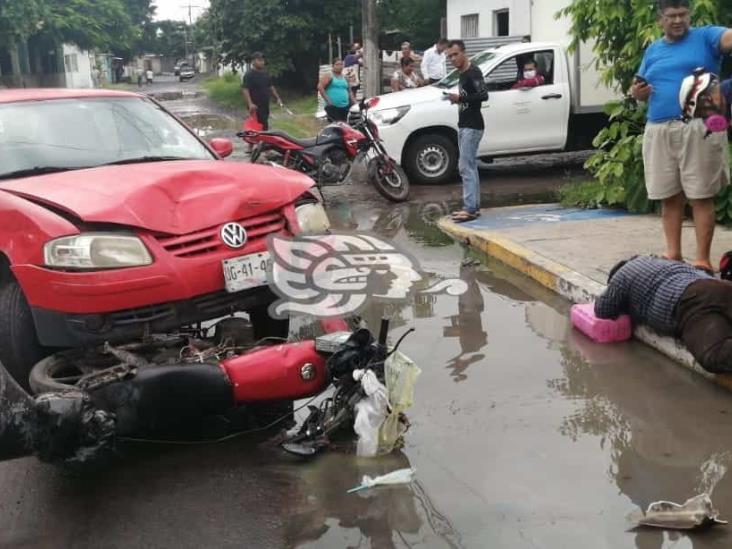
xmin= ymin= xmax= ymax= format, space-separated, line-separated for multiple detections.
xmin=0 ymin=161 xmax=313 ymax=235
xmin=368 ymin=85 xmax=453 ymax=111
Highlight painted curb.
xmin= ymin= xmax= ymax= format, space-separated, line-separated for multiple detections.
xmin=438 ymin=217 xmax=732 ymax=391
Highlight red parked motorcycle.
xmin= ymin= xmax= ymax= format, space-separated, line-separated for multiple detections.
xmin=0 ymin=317 xmax=414 ymax=466
xmin=238 ymin=98 xmax=410 ymax=203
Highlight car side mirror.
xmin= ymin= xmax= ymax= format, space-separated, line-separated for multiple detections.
xmin=209 ymin=138 xmax=233 ymax=159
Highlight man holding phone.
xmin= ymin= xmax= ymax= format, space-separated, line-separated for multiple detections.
xmin=632 ymin=0 xmax=732 ymax=274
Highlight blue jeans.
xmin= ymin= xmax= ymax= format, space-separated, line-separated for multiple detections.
xmin=458 ymin=128 xmax=484 ymax=214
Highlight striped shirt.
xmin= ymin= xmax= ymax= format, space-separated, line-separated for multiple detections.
xmin=594 ymin=256 xmax=712 ymax=335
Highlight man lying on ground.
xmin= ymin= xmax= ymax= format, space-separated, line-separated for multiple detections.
xmin=594 ymin=255 xmax=732 ymax=374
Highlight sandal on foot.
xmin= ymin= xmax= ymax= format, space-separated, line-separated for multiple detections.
xmin=451 ymin=211 xmax=479 ymax=223
xmin=693 ymin=264 xmax=715 ymax=276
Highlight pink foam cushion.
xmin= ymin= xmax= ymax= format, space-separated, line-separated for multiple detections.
xmin=570 ymin=303 xmax=632 ymax=343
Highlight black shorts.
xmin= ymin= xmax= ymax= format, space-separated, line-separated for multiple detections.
xmin=325 ymin=105 xmax=349 ymax=122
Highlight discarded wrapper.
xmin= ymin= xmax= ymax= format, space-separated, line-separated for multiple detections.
xmin=347 ymin=467 xmax=416 ymax=494
xmin=628 ymin=493 xmax=728 ymax=530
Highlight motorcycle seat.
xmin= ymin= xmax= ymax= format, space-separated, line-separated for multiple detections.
xmin=260 ymin=131 xmax=318 ymax=148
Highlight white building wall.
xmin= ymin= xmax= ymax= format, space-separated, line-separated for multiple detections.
xmin=62 ymin=44 xmax=93 ymax=88
xmin=446 ymin=0 xmax=531 ymax=39
xmin=529 ymin=0 xmax=572 ymax=45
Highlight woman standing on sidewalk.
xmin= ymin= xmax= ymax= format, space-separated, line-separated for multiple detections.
xmin=318 ymin=59 xmax=356 ymax=122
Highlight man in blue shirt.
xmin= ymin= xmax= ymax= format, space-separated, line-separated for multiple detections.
xmin=631 ymin=0 xmax=732 ymax=275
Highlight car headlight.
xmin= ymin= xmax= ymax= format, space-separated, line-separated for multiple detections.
xmin=44 ymin=233 xmax=153 ymax=270
xmin=295 ymin=202 xmax=331 ymax=234
xmin=369 ymin=105 xmax=411 ymax=126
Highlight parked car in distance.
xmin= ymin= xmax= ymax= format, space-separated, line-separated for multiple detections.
xmin=0 ymin=88 xmax=330 ymax=389
xmin=179 ymin=65 xmax=196 ymax=81
xmin=173 ymin=61 xmax=189 ymax=76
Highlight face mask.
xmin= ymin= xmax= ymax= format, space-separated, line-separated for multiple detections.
xmin=524 ymin=70 xmax=536 ymax=79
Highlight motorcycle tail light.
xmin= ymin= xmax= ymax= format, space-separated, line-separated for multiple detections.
xmin=367 ymin=97 xmax=380 ymax=109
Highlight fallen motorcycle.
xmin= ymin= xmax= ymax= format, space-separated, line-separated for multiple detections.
xmin=237 ymin=98 xmax=410 ymax=202
xmin=0 ymin=317 xmax=417 ymax=467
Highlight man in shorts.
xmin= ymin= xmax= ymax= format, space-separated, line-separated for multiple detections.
xmin=632 ymin=0 xmax=732 ymax=274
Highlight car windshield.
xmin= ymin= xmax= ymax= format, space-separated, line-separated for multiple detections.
xmin=0 ymin=97 xmax=213 ymax=179
xmin=435 ymin=51 xmax=498 ymax=88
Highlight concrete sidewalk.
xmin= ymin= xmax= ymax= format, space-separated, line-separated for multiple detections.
xmin=439 ymin=204 xmax=732 ymax=390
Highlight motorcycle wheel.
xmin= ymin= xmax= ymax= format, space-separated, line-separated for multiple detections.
xmin=30 ymin=351 xmax=108 ymax=394
xmin=367 ymin=157 xmax=410 ymax=202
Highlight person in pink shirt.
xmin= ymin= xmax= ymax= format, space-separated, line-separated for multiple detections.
xmin=512 ymin=60 xmax=545 ymax=89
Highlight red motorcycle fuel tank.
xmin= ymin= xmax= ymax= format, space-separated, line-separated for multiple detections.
xmin=221 ymin=341 xmax=328 ymax=403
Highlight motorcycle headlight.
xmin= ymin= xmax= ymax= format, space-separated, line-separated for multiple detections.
xmin=295 ymin=202 xmax=331 ymax=235
xmin=369 ymin=105 xmax=411 ymax=126
xmin=44 ymin=233 xmax=153 ymax=270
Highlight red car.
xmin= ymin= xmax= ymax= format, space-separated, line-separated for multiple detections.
xmin=0 ymin=89 xmax=329 ymax=389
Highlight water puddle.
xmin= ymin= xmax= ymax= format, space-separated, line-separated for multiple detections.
xmin=180 ymin=113 xmax=239 ymax=138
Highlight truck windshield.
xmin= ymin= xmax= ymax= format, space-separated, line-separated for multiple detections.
xmin=435 ymin=51 xmax=497 ymax=88
xmin=0 ymin=97 xmax=213 ymax=180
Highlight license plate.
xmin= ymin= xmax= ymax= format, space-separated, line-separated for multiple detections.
xmin=222 ymin=252 xmax=272 ymax=293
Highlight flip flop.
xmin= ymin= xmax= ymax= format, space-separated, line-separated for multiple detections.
xmin=451 ymin=210 xmax=481 ymax=218
xmin=451 ymin=211 xmax=479 ymax=223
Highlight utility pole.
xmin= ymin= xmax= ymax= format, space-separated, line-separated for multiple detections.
xmin=362 ymin=0 xmax=380 ymax=97
xmin=180 ymin=2 xmax=203 ymax=64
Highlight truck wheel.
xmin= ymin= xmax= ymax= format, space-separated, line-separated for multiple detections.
xmin=0 ymin=280 xmax=50 ymax=391
xmin=405 ymin=134 xmax=457 ymax=185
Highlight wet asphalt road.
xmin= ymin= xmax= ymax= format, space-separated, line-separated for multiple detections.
xmin=5 ymin=84 xmax=732 ymax=548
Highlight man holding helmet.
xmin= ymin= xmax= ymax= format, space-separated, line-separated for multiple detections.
xmin=631 ymin=0 xmax=732 ymax=275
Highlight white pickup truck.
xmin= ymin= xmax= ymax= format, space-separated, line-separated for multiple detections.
xmin=368 ymin=41 xmax=619 ymax=185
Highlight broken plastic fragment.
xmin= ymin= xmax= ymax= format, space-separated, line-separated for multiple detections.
xmin=347 ymin=467 xmax=416 ymax=494
xmin=628 ymin=494 xmax=728 ymax=530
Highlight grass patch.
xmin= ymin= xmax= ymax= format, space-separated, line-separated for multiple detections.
xmin=204 ymin=75 xmax=323 ymax=138
xmin=559 ymin=179 xmax=611 ymax=209
xmin=202 ymin=73 xmax=243 ymax=109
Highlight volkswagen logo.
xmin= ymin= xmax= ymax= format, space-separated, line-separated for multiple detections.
xmin=220 ymin=222 xmax=247 ymax=249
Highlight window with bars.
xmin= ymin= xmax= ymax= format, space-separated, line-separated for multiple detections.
xmin=461 ymin=14 xmax=479 ymax=39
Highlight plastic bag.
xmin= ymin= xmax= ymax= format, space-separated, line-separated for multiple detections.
xmin=353 ymin=369 xmax=389 ymax=457
xmin=378 ymin=351 xmax=421 ymax=454
xmin=348 ymin=467 xmax=416 ymax=493
xmin=242 ymin=114 xmax=263 ymax=132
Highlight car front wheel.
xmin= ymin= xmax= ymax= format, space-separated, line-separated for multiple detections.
xmin=0 ymin=280 xmax=50 ymax=391
xmin=405 ymin=133 xmax=458 ymax=185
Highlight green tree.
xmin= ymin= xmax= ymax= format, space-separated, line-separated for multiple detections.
xmin=205 ymin=0 xmax=360 ymax=88
xmin=0 ymin=0 xmax=45 ymax=47
xmin=559 ymin=0 xmax=732 ymax=217
xmin=141 ymin=20 xmax=188 ymax=59
xmin=0 ymin=0 xmax=154 ymax=55
xmin=378 ymin=0 xmax=447 ymax=50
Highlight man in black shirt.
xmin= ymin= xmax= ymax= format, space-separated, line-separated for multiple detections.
xmin=241 ymin=52 xmax=283 ymax=131
xmin=446 ymin=40 xmax=488 ymax=223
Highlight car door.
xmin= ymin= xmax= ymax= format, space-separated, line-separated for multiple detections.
xmin=479 ymin=49 xmax=570 ymax=155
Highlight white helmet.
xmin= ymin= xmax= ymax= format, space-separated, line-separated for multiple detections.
xmin=679 ymin=68 xmax=721 ymax=119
